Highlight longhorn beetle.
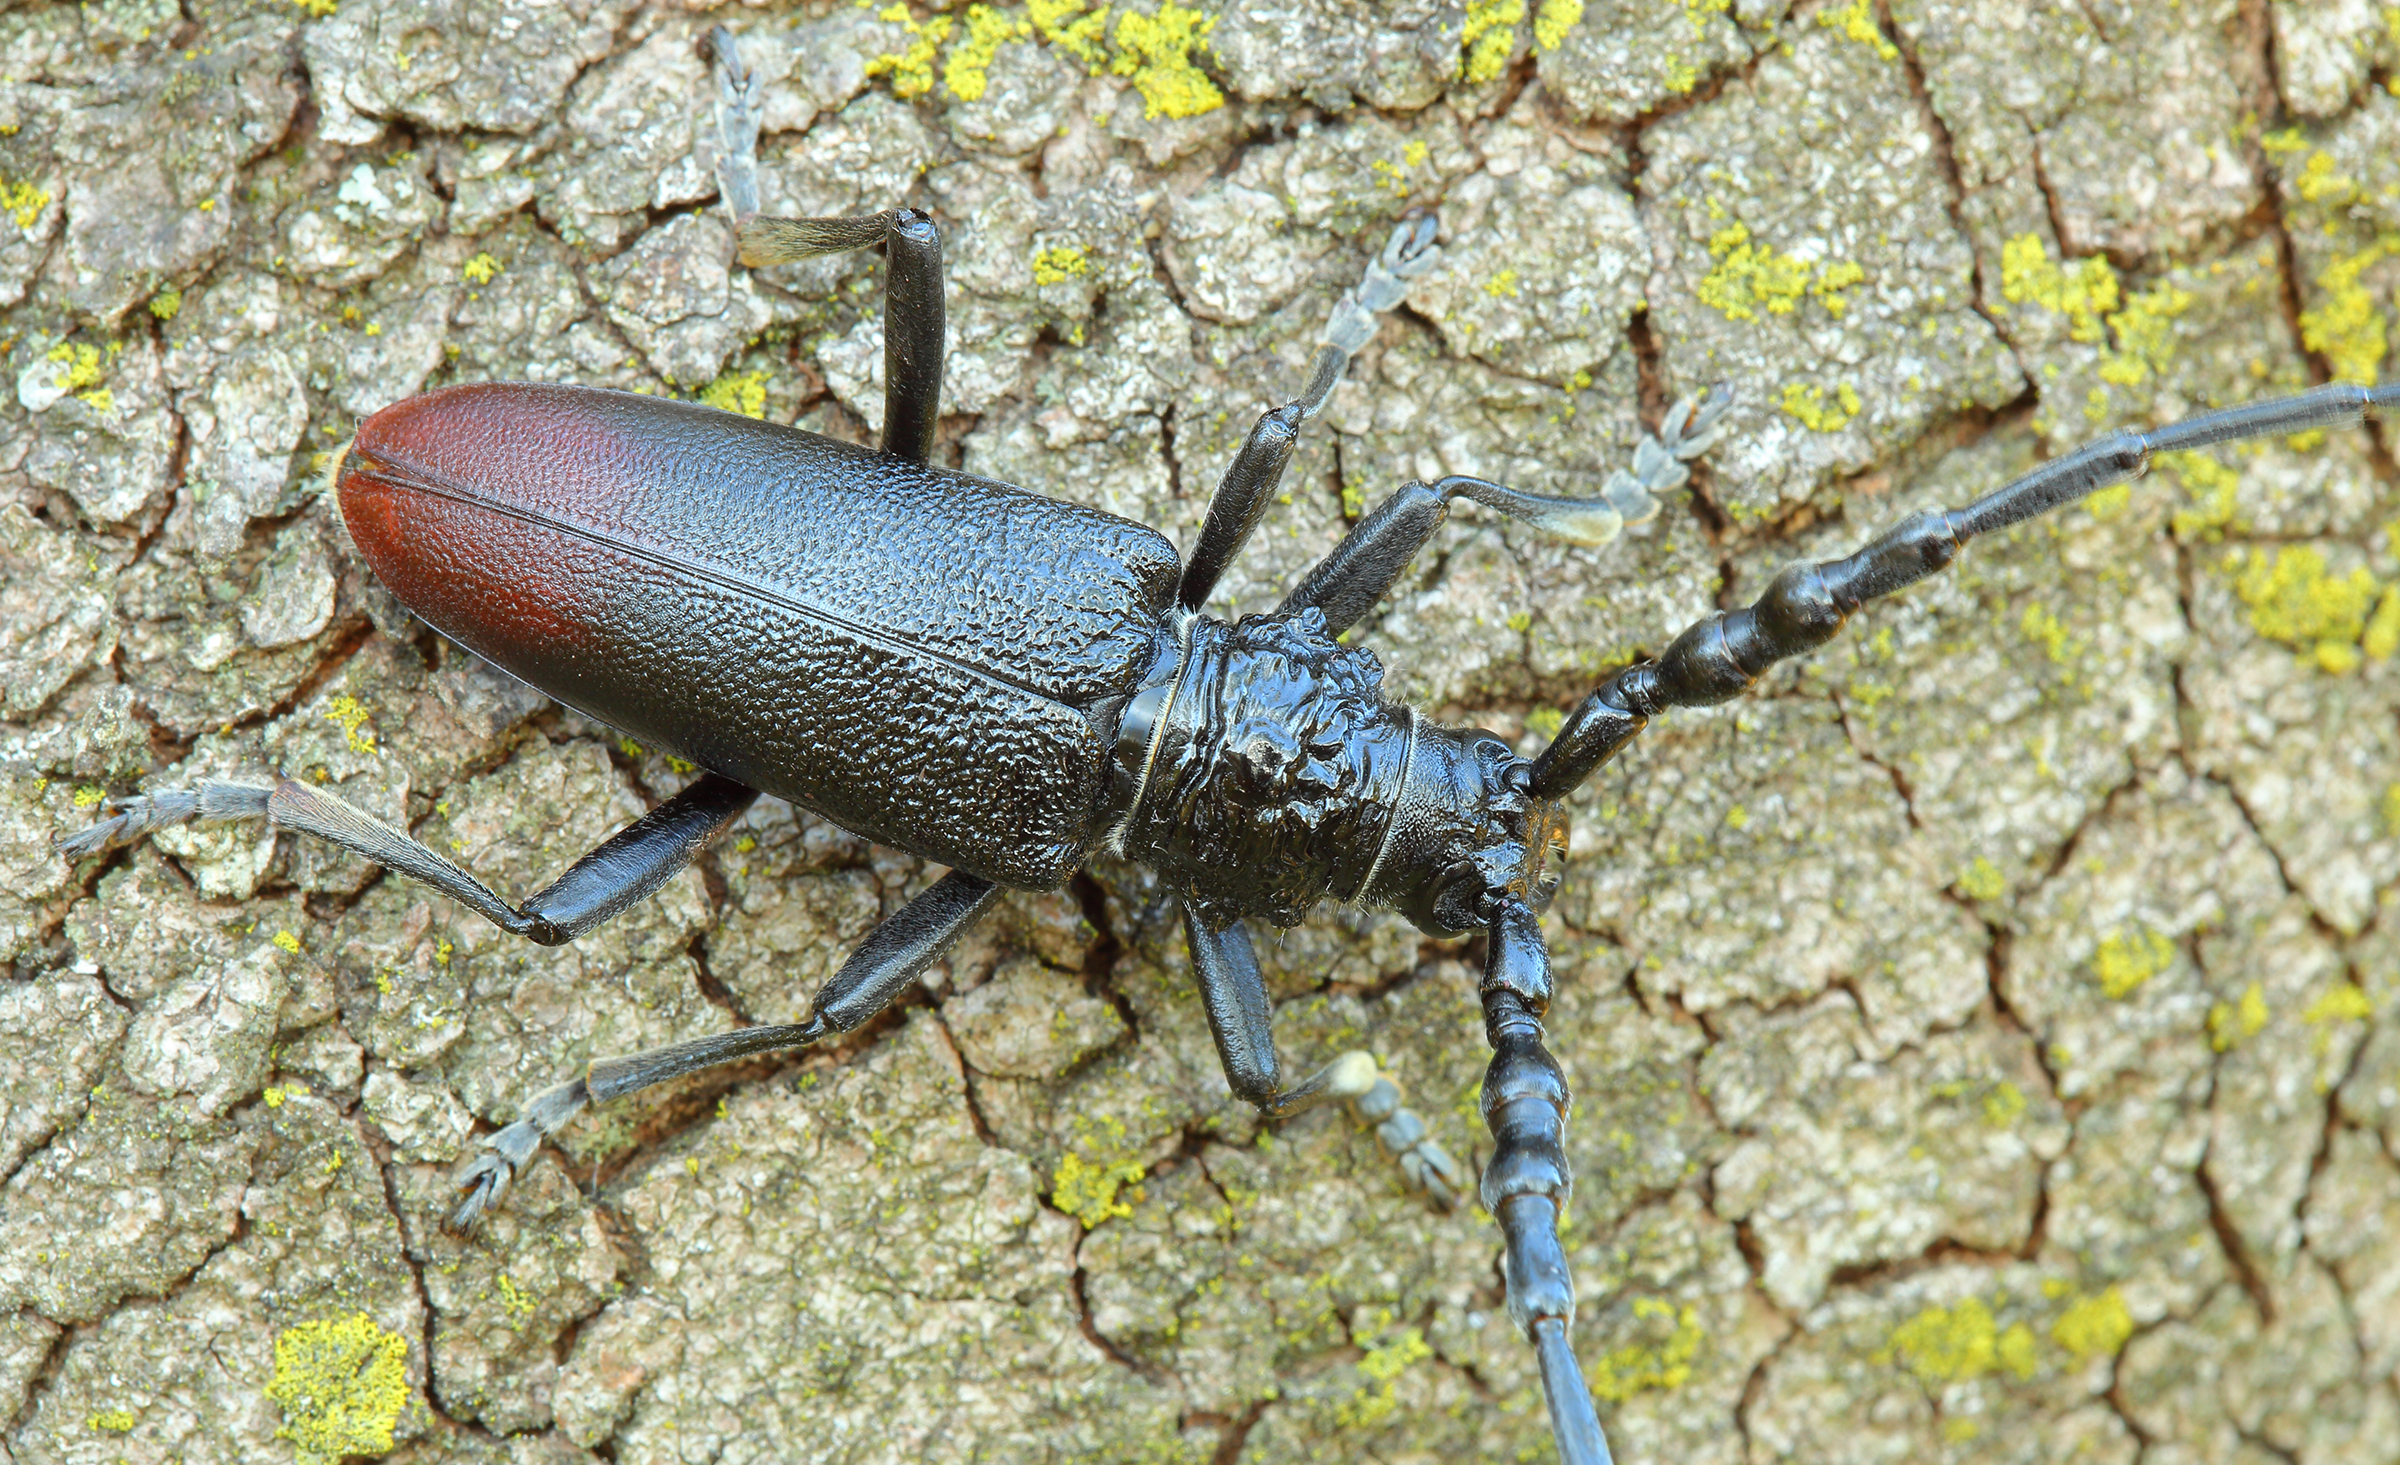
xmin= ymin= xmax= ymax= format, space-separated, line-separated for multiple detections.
xmin=54 ymin=27 xmax=2400 ymax=1465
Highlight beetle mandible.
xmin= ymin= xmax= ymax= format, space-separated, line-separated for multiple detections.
xmin=52 ymin=24 xmax=2400 ymax=1465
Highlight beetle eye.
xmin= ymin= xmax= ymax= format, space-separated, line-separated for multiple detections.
xmin=1525 ymin=825 xmax=1569 ymax=910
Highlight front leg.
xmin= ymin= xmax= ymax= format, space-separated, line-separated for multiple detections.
xmin=1277 ymin=386 xmax=1733 ymax=637
xmin=1184 ymin=909 xmax=1466 ymax=1205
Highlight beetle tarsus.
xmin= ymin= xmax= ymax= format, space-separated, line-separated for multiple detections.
xmin=1306 ymin=207 xmax=1445 ymax=420
xmin=704 ymin=23 xmax=763 ymax=222
xmin=448 ymin=1074 xmax=589 ymax=1231
xmin=54 ymin=780 xmax=272 ymax=861
xmin=450 ymin=1021 xmax=833 ymax=1228
xmin=1351 ymin=1067 xmax=1467 ymax=1209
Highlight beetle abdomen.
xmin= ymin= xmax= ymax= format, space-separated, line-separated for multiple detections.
xmin=337 ymin=383 xmax=1179 ymax=887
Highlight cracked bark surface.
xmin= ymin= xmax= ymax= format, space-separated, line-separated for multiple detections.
xmin=3 ymin=0 xmax=2398 ymax=1461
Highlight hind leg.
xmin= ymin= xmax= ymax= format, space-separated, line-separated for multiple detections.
xmin=60 ymin=773 xmax=757 ymax=947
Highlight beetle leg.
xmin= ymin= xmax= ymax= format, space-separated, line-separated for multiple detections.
xmin=451 ymin=1019 xmax=823 ymax=1229
xmin=1299 ymin=209 xmax=1443 ymax=421
xmin=1527 ymin=378 xmax=2400 ymax=800
xmin=59 ymin=770 xmax=758 ymax=946
xmin=733 ymin=206 xmax=947 ymax=464
xmin=1183 ymin=909 xmax=1465 ymax=1206
xmin=1177 ymin=403 xmax=1300 ymax=612
xmin=54 ymin=779 xmax=273 ymax=860
xmin=1176 ymin=214 xmax=1445 ymax=614
xmin=703 ymin=25 xmax=763 ymax=223
xmin=450 ymin=868 xmax=999 ymax=1231
xmin=1480 ymin=897 xmax=1614 ymax=1465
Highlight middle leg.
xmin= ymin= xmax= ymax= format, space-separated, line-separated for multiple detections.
xmin=452 ymin=867 xmax=1000 ymax=1228
xmin=1279 ymin=385 xmax=1733 ymax=637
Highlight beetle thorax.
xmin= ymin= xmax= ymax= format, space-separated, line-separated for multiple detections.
xmin=1116 ymin=610 xmax=1414 ymax=927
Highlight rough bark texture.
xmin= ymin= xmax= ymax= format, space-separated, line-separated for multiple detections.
xmin=3 ymin=1 xmax=2398 ymax=1462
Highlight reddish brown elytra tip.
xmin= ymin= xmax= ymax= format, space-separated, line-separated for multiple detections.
xmin=335 ymin=383 xmax=611 ymax=655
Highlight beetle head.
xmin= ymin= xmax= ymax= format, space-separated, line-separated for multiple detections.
xmin=1373 ymin=728 xmax=1570 ymax=937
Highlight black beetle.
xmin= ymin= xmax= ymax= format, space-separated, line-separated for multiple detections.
xmin=56 ymin=30 xmax=2400 ymax=1465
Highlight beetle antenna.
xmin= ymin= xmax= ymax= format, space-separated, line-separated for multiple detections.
xmin=1528 ymin=379 xmax=2400 ymax=800
xmin=1480 ymin=898 xmax=1615 ymax=1465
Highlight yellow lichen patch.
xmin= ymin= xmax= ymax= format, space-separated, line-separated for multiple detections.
xmin=494 ymin=1272 xmax=539 ymax=1327
xmin=73 ymin=784 xmax=106 ymax=807
xmin=1983 ymin=1081 xmax=2027 ymax=1128
xmin=1780 ymin=380 xmax=1861 ymax=433
xmin=1111 ymin=3 xmax=1223 ymax=119
xmin=87 ymin=1409 xmax=136 ymax=1432
xmin=1817 ymin=0 xmax=1896 ymax=59
xmin=2019 ymin=604 xmax=2076 ymax=665
xmin=2366 ymin=584 xmax=2400 ymax=660
xmin=273 ymin=930 xmax=303 ymax=955
xmin=1811 ymin=258 xmax=1865 ymax=317
xmin=699 ymin=369 xmax=769 ymax=419
xmin=865 ymin=6 xmax=956 ymax=99
xmin=1032 ymin=244 xmax=1089 ymax=284
xmin=1999 ymin=233 xmax=2120 ymax=344
xmin=1879 ymin=1297 xmax=2035 ymax=1383
xmin=1959 ymin=856 xmax=2007 ymax=901
xmin=1588 ymin=1298 xmax=1703 ymax=1402
xmin=323 ymin=694 xmax=377 ymax=753
xmin=945 ymin=4 xmax=1031 ymax=101
xmin=2095 ymin=280 xmax=2193 ymax=386
xmin=2091 ymin=927 xmax=2174 ymax=1000
xmin=48 ymin=340 xmax=110 ymax=411
xmin=1697 ymin=222 xmax=1809 ymax=321
xmin=2227 ymin=545 xmax=2386 ymax=674
xmin=267 ymin=1314 xmax=411 ymax=1465
xmin=1335 ymin=1325 xmax=1433 ymax=1428
xmin=2299 ymin=241 xmax=2393 ymax=385
xmin=2083 ymin=482 xmax=2133 ymax=519
xmin=2160 ymin=449 xmax=2243 ymax=540
xmin=1 ymin=175 xmax=49 ymax=231
xmin=1052 ymin=1149 xmax=1146 ymax=1228
xmin=2303 ymin=984 xmax=2374 ymax=1025
xmin=149 ymin=287 xmax=183 ymax=321
xmin=2208 ymin=982 xmax=2269 ymax=1052
xmin=1533 ymin=0 xmax=1584 ymax=49
xmin=1460 ymin=0 xmax=1524 ymax=83
xmin=1485 ymin=268 xmax=1521 ymax=299
xmin=2051 ymin=1287 xmax=2135 ymax=1360
xmin=291 ymin=0 xmax=337 ymax=16
xmin=1029 ymin=0 xmax=1112 ymax=71
xmin=1680 ymin=0 xmax=1731 ymax=37
xmin=460 ymin=252 xmax=502 ymax=285
xmin=2294 ymin=150 xmax=2357 ymax=207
